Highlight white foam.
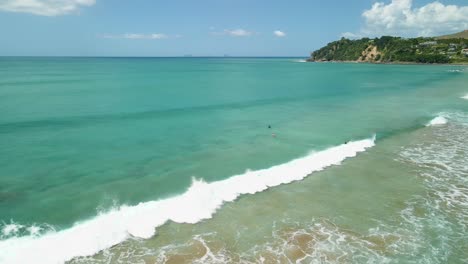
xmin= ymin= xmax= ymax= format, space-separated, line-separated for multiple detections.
xmin=426 ymin=116 xmax=447 ymax=126
xmin=294 ymin=59 xmax=307 ymax=63
xmin=0 ymin=137 xmax=375 ymax=264
xmin=462 ymin=94 xmax=468 ymax=100
xmin=1 ymin=224 xmax=22 ymax=238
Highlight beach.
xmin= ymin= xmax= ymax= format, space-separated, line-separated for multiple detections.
xmin=0 ymin=58 xmax=467 ymax=263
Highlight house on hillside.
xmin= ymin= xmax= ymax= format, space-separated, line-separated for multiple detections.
xmin=448 ymin=43 xmax=458 ymax=52
xmin=420 ymin=41 xmax=437 ymax=46
xmin=462 ymin=49 xmax=468 ymax=56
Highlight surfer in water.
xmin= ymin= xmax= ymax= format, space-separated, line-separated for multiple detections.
xmin=268 ymin=125 xmax=276 ymax=137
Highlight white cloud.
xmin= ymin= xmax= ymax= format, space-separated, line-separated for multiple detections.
xmin=344 ymin=0 xmax=468 ymax=38
xmin=341 ymin=32 xmax=362 ymax=39
xmin=0 ymin=0 xmax=96 ymax=16
xmin=101 ymin=33 xmax=170 ymax=40
xmin=273 ymin=30 xmax=286 ymax=37
xmin=223 ymin=29 xmax=253 ymax=37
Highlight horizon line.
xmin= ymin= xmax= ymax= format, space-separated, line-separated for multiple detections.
xmin=0 ymin=55 xmax=308 ymax=58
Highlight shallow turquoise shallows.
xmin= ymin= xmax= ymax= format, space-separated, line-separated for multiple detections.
xmin=0 ymin=58 xmax=467 ymax=263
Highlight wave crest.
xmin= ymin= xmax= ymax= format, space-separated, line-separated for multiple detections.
xmin=0 ymin=137 xmax=375 ymax=264
xmin=427 ymin=116 xmax=447 ymax=126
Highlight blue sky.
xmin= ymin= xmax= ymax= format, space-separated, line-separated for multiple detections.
xmin=0 ymin=0 xmax=467 ymax=56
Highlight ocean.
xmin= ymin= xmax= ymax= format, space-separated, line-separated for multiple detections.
xmin=0 ymin=57 xmax=467 ymax=263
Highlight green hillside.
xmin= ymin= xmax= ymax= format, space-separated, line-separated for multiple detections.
xmin=436 ymin=30 xmax=468 ymax=40
xmin=309 ymin=32 xmax=468 ymax=64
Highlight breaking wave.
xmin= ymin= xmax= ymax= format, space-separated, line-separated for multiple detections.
xmin=426 ymin=116 xmax=448 ymax=126
xmin=70 ymin=112 xmax=468 ymax=263
xmin=0 ymin=136 xmax=375 ymax=264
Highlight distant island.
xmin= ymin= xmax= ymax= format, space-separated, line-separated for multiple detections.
xmin=308 ymin=30 xmax=468 ymax=64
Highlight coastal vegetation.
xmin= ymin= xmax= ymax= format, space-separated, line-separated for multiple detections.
xmin=308 ymin=30 xmax=468 ymax=64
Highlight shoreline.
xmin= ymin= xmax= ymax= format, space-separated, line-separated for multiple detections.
xmin=305 ymin=59 xmax=468 ymax=66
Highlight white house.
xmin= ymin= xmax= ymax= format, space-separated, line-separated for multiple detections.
xmin=420 ymin=41 xmax=437 ymax=46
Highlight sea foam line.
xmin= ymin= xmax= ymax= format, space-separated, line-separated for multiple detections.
xmin=0 ymin=136 xmax=375 ymax=264
xmin=426 ymin=116 xmax=448 ymax=127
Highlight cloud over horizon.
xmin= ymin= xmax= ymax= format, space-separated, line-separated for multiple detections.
xmin=211 ymin=28 xmax=253 ymax=37
xmin=100 ymin=33 xmax=173 ymax=40
xmin=273 ymin=30 xmax=286 ymax=37
xmin=223 ymin=29 xmax=253 ymax=37
xmin=344 ymin=0 xmax=468 ymax=38
xmin=0 ymin=0 xmax=96 ymax=16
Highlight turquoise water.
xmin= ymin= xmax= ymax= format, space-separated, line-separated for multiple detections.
xmin=0 ymin=58 xmax=467 ymax=263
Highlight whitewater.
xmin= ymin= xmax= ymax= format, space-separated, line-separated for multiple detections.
xmin=0 ymin=137 xmax=375 ymax=264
